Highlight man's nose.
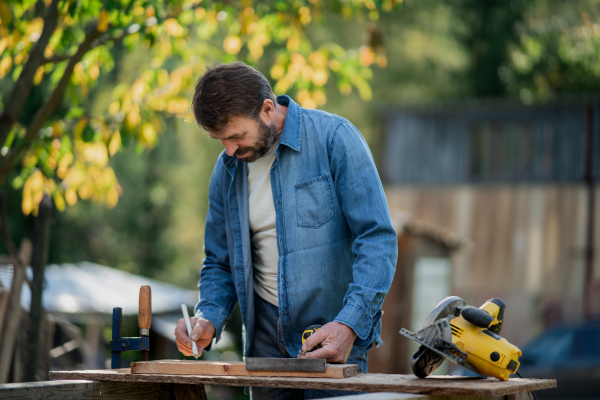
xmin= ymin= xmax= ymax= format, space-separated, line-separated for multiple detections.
xmin=221 ymin=140 xmax=238 ymax=156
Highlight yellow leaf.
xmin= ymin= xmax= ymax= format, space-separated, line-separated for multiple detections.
xmin=312 ymin=69 xmax=328 ymax=86
xmin=308 ymin=51 xmax=327 ymax=69
xmin=359 ymin=46 xmax=376 ymax=67
xmin=89 ymin=63 xmax=100 ymax=80
xmin=53 ymin=192 xmax=66 ymax=212
xmin=0 ymin=56 xmax=12 ymax=78
xmin=82 ymin=143 xmax=108 ymax=167
xmin=22 ymin=170 xmax=44 ymax=216
xmin=286 ymin=36 xmax=300 ymax=52
xmin=65 ymin=188 xmax=78 ymax=206
xmin=377 ymin=53 xmax=388 ymax=68
xmin=299 ymin=7 xmax=311 ymax=25
xmin=34 ymin=65 xmax=44 ymax=84
xmin=131 ymin=78 xmax=145 ymax=101
xmin=44 ymin=44 xmax=55 ymax=59
xmin=126 ymin=105 xmax=141 ymax=128
xmin=57 ymin=153 xmax=73 ymax=179
xmin=22 ymin=194 xmax=34 ymax=216
xmin=78 ymin=181 xmax=93 ymax=200
xmin=339 ymin=81 xmax=352 ymax=95
xmin=223 ymin=35 xmax=242 ymax=54
xmin=270 ymin=64 xmax=285 ymax=80
xmin=166 ymin=98 xmax=188 ymax=115
xmin=157 ymin=69 xmax=169 ymax=86
xmin=74 ymin=118 xmax=87 ymax=139
xmin=98 ymin=10 xmax=110 ymax=32
xmin=301 ymin=65 xmax=313 ymax=81
xmin=139 ymin=122 xmax=156 ymax=146
xmin=108 ymin=131 xmax=121 ymax=156
xmin=195 ymin=7 xmax=206 ymax=20
xmin=108 ymin=101 xmax=120 ymax=115
xmin=106 ymin=185 xmax=119 ymax=208
xmin=164 ymin=18 xmax=184 ymax=36
xmin=0 ymin=37 xmax=10 ymax=57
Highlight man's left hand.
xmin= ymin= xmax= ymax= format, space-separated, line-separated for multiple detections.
xmin=297 ymin=321 xmax=357 ymax=363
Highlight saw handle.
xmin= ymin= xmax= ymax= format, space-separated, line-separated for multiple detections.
xmin=461 ymin=306 xmax=494 ymax=328
xmin=486 ymin=298 xmax=506 ymax=334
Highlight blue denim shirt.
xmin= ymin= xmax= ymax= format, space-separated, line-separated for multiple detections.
xmin=196 ymin=95 xmax=397 ymax=358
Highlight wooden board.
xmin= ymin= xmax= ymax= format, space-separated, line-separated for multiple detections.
xmin=0 ymin=380 xmax=207 ymax=400
xmin=131 ymin=360 xmax=358 ymax=379
xmin=50 ymin=369 xmax=556 ymax=397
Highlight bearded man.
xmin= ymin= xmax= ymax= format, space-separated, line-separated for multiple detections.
xmin=174 ymin=62 xmax=397 ymax=399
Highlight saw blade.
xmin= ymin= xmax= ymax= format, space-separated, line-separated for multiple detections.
xmin=422 ymin=296 xmax=465 ymax=327
xmin=407 ymin=296 xmax=466 ymax=378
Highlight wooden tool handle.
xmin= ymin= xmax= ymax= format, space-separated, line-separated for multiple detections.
xmin=138 ymin=285 xmax=152 ymax=331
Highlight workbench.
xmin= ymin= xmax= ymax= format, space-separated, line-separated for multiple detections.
xmin=21 ymin=368 xmax=555 ymax=400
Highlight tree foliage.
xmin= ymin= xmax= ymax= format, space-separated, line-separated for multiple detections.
xmin=0 ymin=0 xmax=400 ymax=216
xmin=499 ymin=0 xmax=600 ymax=103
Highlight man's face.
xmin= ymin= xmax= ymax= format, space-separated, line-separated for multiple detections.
xmin=210 ymin=115 xmax=277 ymax=163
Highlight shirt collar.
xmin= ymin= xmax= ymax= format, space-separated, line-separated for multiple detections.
xmin=276 ymin=95 xmax=301 ymax=152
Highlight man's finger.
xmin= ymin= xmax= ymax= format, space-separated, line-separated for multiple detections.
xmin=301 ymin=329 xmax=325 ymax=353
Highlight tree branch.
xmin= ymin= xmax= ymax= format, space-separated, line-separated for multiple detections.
xmin=0 ymin=25 xmax=102 ymax=181
xmin=0 ymin=0 xmax=60 ymax=149
xmin=40 ymin=1 xmax=209 ymax=66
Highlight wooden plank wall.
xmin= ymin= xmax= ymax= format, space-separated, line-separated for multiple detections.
xmin=383 ymin=184 xmax=600 ymax=348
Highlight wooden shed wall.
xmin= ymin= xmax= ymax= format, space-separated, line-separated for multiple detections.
xmin=383 ymin=184 xmax=599 ymax=349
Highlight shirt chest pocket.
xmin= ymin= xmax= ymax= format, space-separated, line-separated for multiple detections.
xmin=295 ymin=175 xmax=336 ymax=228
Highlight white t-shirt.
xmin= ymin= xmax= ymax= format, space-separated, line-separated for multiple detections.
xmin=247 ymin=142 xmax=279 ymax=307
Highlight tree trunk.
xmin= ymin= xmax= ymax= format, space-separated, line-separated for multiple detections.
xmin=25 ymin=195 xmax=53 ymax=382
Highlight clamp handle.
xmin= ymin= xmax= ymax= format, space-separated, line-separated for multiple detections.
xmin=138 ymin=285 xmax=152 ymax=332
xmin=138 ymin=285 xmax=151 ymax=362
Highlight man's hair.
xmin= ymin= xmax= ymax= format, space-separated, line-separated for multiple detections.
xmin=192 ymin=62 xmax=277 ymax=133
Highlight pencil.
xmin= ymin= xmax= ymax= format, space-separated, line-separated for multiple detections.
xmin=181 ymin=304 xmax=199 ymax=360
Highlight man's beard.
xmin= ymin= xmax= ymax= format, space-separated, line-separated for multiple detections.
xmin=235 ymin=118 xmax=278 ymax=163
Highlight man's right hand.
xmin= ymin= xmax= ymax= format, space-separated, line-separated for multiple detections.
xmin=174 ymin=317 xmax=216 ymax=357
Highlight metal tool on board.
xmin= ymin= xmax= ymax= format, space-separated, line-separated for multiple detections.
xmin=245 ymin=323 xmax=328 ymax=372
xmin=110 ymin=285 xmax=151 ymax=368
xmin=399 ymin=296 xmax=521 ymax=381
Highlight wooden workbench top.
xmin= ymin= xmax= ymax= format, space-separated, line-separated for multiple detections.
xmin=50 ymin=369 xmax=556 ymax=397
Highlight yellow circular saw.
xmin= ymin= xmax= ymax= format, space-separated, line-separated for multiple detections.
xmin=399 ymin=296 xmax=522 ymax=381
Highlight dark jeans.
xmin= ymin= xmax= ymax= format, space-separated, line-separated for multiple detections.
xmin=248 ymin=294 xmax=368 ymax=399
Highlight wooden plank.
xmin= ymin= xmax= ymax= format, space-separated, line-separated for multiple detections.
xmin=49 ymin=369 xmax=556 ymax=397
xmin=130 ymin=360 xmax=358 ymax=379
xmin=0 ymin=379 xmax=206 ymax=400
xmin=329 ymin=393 xmax=427 ymax=400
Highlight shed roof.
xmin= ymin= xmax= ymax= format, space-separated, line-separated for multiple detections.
xmin=0 ymin=261 xmax=198 ymax=317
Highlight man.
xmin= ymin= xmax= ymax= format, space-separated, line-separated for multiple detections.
xmin=174 ymin=62 xmax=397 ymax=399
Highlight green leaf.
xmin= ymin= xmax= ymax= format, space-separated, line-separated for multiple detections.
xmin=66 ymin=107 xmax=85 ymax=119
xmin=83 ymin=124 xmax=95 ymax=142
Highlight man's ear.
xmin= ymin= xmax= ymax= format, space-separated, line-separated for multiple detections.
xmin=261 ymin=99 xmax=275 ymax=121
